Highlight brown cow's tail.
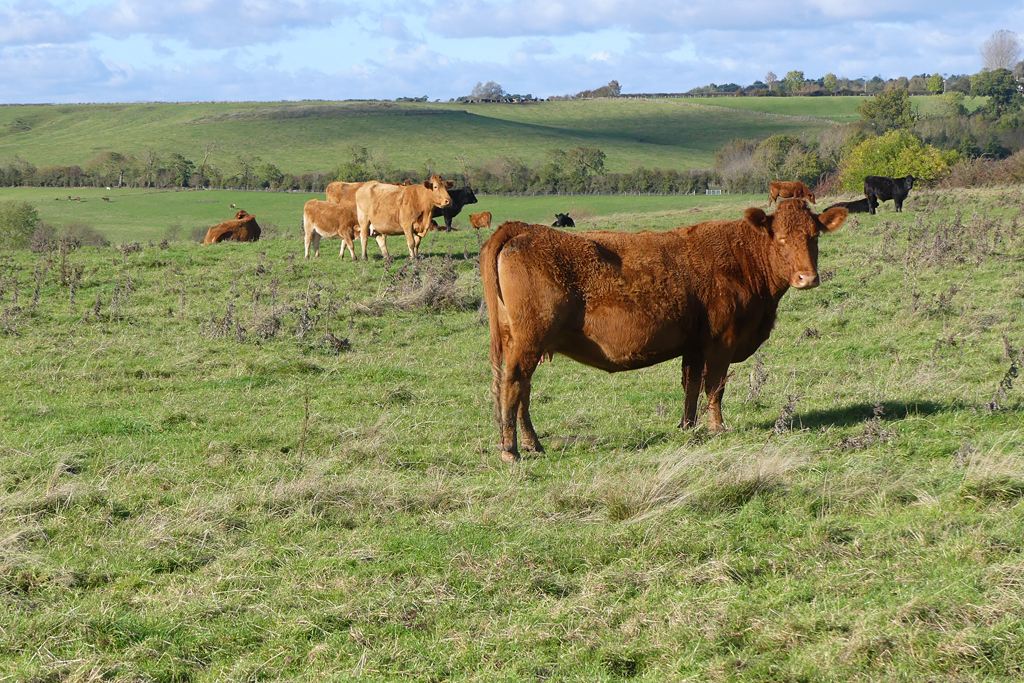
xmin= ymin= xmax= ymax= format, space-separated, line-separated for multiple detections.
xmin=480 ymin=221 xmax=531 ymax=425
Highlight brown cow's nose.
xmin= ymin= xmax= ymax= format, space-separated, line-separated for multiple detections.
xmin=791 ymin=271 xmax=820 ymax=289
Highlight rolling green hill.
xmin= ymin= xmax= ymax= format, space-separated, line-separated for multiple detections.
xmin=0 ymin=98 xmax=842 ymax=175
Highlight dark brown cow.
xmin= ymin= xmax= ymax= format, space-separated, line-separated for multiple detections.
xmin=768 ymin=180 xmax=815 ymax=205
xmin=469 ymin=211 xmax=492 ymax=230
xmin=303 ymin=199 xmax=359 ymax=259
xmin=355 ymin=174 xmax=453 ymax=260
xmin=203 ymin=210 xmax=261 ymax=245
xmin=481 ymin=199 xmax=847 ymax=461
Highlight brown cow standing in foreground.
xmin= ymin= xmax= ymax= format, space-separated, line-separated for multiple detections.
xmin=355 ymin=174 xmax=453 ymax=260
xmin=203 ymin=210 xmax=261 ymax=245
xmin=481 ymin=199 xmax=847 ymax=461
xmin=303 ymin=199 xmax=360 ymax=259
xmin=768 ymin=180 xmax=815 ymax=205
xmin=469 ymin=211 xmax=492 ymax=230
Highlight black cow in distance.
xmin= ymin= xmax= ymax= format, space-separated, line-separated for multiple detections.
xmin=431 ymin=186 xmax=478 ymax=231
xmin=864 ymin=175 xmax=915 ymax=214
xmin=552 ymin=213 xmax=575 ymax=227
xmin=823 ymin=196 xmax=878 ymax=214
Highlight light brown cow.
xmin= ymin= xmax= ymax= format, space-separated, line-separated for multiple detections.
xmin=768 ymin=180 xmax=815 ymax=205
xmin=326 ymin=181 xmax=366 ymax=204
xmin=469 ymin=211 xmax=492 ymax=230
xmin=326 ymin=179 xmax=413 ymax=204
xmin=303 ymin=199 xmax=360 ymax=259
xmin=481 ymin=199 xmax=847 ymax=461
xmin=203 ymin=210 xmax=261 ymax=245
xmin=355 ymin=174 xmax=453 ymax=260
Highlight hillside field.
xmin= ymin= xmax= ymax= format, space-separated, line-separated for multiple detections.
xmin=673 ymin=94 xmax=987 ymax=121
xmin=0 ymin=98 xmax=846 ymax=176
xmin=2 ymin=187 xmax=1023 ymax=681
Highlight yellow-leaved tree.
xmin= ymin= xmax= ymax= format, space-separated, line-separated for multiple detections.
xmin=840 ymin=130 xmax=958 ymax=191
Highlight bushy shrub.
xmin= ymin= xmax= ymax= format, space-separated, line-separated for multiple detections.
xmin=0 ymin=200 xmax=39 ymax=250
xmin=840 ymin=130 xmax=957 ymax=190
xmin=63 ymin=221 xmax=109 ymax=247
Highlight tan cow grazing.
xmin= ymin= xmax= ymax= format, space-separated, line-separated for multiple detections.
xmin=469 ymin=211 xmax=492 ymax=230
xmin=768 ymin=180 xmax=815 ymax=205
xmin=481 ymin=199 xmax=847 ymax=461
xmin=203 ymin=210 xmax=261 ymax=245
xmin=303 ymin=199 xmax=360 ymax=259
xmin=355 ymin=174 xmax=453 ymax=260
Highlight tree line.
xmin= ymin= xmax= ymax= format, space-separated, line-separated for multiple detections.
xmin=0 ymin=143 xmax=717 ymax=196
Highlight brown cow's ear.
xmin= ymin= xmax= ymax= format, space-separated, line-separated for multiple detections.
xmin=445 ymin=180 xmax=455 ymax=188
xmin=818 ymin=207 xmax=847 ymax=232
xmin=744 ymin=207 xmax=772 ymax=234
xmin=423 ymin=180 xmax=432 ymax=188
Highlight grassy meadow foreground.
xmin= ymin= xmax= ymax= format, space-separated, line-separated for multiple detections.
xmin=2 ymin=189 xmax=1024 ymax=681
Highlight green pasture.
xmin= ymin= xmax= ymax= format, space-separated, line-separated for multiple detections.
xmin=0 ymin=99 xmax=839 ymax=175
xmin=2 ymin=187 xmax=1024 ymax=681
xmin=0 ymin=186 xmax=764 ymax=243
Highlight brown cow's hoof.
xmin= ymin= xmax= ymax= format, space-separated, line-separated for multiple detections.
xmin=521 ymin=441 xmax=545 ymax=454
xmin=499 ymin=446 xmax=520 ymax=463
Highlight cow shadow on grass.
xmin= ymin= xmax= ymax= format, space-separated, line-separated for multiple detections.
xmin=757 ymin=399 xmax=949 ymax=432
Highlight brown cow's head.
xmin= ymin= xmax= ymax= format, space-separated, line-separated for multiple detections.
xmin=424 ymin=174 xmax=453 ymax=208
xmin=745 ymin=199 xmax=846 ymax=290
xmin=234 ymin=210 xmax=250 ymax=220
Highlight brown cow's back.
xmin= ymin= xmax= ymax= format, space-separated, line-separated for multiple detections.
xmin=768 ymin=180 xmax=815 ymax=205
xmin=326 ymin=181 xmax=366 ymax=204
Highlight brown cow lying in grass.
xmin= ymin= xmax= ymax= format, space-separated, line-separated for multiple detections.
xmin=303 ymin=199 xmax=359 ymax=259
xmin=355 ymin=174 xmax=453 ymax=260
xmin=481 ymin=199 xmax=847 ymax=461
xmin=768 ymin=180 xmax=815 ymax=205
xmin=203 ymin=210 xmax=261 ymax=245
xmin=469 ymin=211 xmax=492 ymax=230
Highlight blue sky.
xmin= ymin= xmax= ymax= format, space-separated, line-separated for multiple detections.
xmin=0 ymin=0 xmax=1021 ymax=103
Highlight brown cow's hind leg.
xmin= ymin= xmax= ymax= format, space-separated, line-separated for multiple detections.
xmin=499 ymin=348 xmax=542 ymax=462
xmin=680 ymin=358 xmax=704 ymax=429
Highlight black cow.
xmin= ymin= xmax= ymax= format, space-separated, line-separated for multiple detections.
xmin=431 ymin=186 xmax=478 ymax=231
xmin=864 ymin=175 xmax=915 ymax=214
xmin=823 ymin=196 xmax=878 ymax=214
xmin=552 ymin=213 xmax=575 ymax=227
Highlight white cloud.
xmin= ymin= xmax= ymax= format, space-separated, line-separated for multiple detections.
xmin=588 ymin=50 xmax=612 ymax=62
xmin=0 ymin=1 xmax=86 ymax=45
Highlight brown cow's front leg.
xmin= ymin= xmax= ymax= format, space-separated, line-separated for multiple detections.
xmin=403 ymin=222 xmax=419 ymax=259
xmin=680 ymin=358 xmax=704 ymax=429
xmin=703 ymin=358 xmax=731 ymax=432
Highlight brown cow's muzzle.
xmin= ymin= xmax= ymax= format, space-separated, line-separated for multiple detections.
xmin=791 ymin=271 xmax=820 ymax=289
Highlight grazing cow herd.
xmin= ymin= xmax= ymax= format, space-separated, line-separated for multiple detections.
xmin=191 ymin=168 xmax=917 ymax=461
